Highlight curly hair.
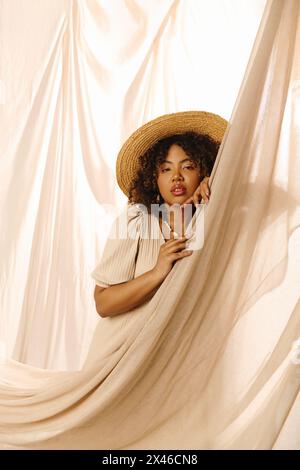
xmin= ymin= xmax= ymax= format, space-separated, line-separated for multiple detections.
xmin=128 ymin=131 xmax=220 ymax=212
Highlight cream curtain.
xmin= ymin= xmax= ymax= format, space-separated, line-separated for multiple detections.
xmin=0 ymin=0 xmax=265 ymax=371
xmin=1 ymin=0 xmax=300 ymax=450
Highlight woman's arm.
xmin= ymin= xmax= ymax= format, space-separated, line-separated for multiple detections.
xmin=94 ymin=235 xmax=191 ymax=318
xmin=94 ymin=268 xmax=164 ymax=318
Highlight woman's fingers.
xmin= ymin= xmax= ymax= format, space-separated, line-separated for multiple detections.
xmin=164 ymin=235 xmax=189 ymax=246
xmin=191 ymin=187 xmax=201 ymax=205
xmin=201 ymin=178 xmax=210 ymax=203
xmin=165 ymin=237 xmax=190 ymax=254
xmin=181 ymin=177 xmax=211 ymax=207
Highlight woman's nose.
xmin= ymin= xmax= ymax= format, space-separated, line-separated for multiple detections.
xmin=172 ymin=168 xmax=182 ymax=180
xmin=172 ymin=171 xmax=183 ymax=180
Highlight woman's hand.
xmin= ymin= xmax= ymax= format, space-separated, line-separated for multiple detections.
xmin=181 ymin=176 xmax=211 ymax=206
xmin=152 ymin=233 xmax=193 ymax=281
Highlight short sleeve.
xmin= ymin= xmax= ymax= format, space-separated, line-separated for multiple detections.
xmin=90 ymin=203 xmax=145 ymax=287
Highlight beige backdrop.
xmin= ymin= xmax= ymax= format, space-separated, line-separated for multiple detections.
xmin=0 ymin=0 xmax=300 ymax=450
xmin=0 ymin=0 xmax=265 ymax=371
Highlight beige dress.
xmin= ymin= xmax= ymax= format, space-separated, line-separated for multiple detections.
xmin=90 ymin=202 xmax=195 ymax=288
xmin=85 ymin=202 xmax=194 ymax=369
xmin=90 ymin=203 xmax=165 ymax=288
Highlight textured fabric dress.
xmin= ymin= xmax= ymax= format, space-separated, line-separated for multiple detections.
xmin=90 ymin=202 xmax=195 ymax=286
xmin=91 ymin=203 xmax=165 ymax=289
xmin=84 ymin=202 xmax=195 ymax=370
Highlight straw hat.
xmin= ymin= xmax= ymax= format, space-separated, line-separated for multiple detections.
xmin=116 ymin=110 xmax=228 ymax=198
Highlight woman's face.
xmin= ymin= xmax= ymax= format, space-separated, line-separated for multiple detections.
xmin=156 ymin=144 xmax=202 ymax=206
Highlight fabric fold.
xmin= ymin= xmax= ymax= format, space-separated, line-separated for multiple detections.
xmin=0 ymin=0 xmax=299 ymax=450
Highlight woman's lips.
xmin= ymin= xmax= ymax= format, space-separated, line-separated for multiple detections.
xmin=171 ymin=187 xmax=187 ymax=196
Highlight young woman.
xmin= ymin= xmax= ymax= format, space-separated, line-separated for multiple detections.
xmin=92 ymin=111 xmax=227 ymax=318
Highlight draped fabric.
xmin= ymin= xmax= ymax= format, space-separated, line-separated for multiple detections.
xmin=0 ymin=0 xmax=265 ymax=371
xmin=1 ymin=0 xmax=300 ymax=450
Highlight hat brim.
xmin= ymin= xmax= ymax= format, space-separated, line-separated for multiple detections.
xmin=116 ymin=110 xmax=228 ymax=198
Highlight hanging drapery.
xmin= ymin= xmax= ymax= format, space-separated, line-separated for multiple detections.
xmin=0 ymin=0 xmax=300 ymax=450
xmin=0 ymin=0 xmax=265 ymax=372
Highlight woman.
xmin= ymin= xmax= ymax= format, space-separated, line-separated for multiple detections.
xmin=91 ymin=110 xmax=227 ymax=319
xmin=0 ymin=110 xmax=227 ymax=449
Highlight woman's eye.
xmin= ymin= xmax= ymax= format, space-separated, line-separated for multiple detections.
xmin=161 ymin=166 xmax=194 ymax=172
